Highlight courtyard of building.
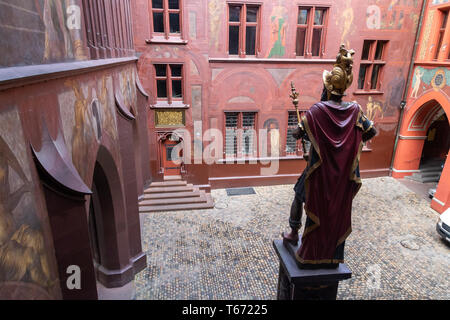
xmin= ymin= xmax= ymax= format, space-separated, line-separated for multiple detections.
xmin=128 ymin=177 xmax=450 ymax=300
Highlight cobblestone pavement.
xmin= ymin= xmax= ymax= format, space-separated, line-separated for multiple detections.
xmin=135 ymin=177 xmax=450 ymax=300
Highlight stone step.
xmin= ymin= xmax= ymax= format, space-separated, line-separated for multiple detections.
xmin=140 ymin=191 xmax=206 ymax=206
xmin=419 ymin=165 xmax=443 ymax=173
xmin=139 ymin=194 xmax=214 ymax=213
xmin=142 ymin=189 xmax=201 ymax=200
xmin=164 ymin=175 xmax=182 ymax=181
xmin=144 ymin=184 xmax=195 ymax=194
xmin=148 ymin=180 xmax=188 ymax=188
xmin=412 ymin=170 xmax=442 ymax=178
xmin=421 ymin=177 xmax=441 ymax=183
xmin=405 ymin=175 xmax=440 ymax=183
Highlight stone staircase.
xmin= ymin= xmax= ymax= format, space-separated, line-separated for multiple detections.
xmin=139 ymin=177 xmax=214 ymax=213
xmin=405 ymin=159 xmax=444 ymax=183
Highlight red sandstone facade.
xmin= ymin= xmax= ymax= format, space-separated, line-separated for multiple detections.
xmin=133 ymin=0 xmax=425 ymax=191
xmin=0 ymin=0 xmax=448 ymax=301
xmin=0 ymin=0 xmax=150 ymax=299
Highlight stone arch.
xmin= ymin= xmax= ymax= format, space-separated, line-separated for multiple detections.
xmin=89 ymin=145 xmax=133 ymax=287
xmin=393 ymin=90 xmax=450 ymax=213
xmin=402 ymin=91 xmax=450 ymax=134
xmin=211 ymin=68 xmax=278 ymax=105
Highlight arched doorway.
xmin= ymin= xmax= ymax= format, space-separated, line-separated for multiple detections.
xmin=88 ymin=146 xmax=134 ymax=288
xmin=35 ymin=136 xmax=136 ymax=298
xmin=157 ymin=132 xmax=184 ymax=178
xmin=421 ymin=112 xmax=449 ymax=170
xmin=393 ymin=92 xmax=450 ymax=214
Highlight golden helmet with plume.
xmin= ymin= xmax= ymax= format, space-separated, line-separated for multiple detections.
xmin=323 ymin=44 xmax=355 ymax=98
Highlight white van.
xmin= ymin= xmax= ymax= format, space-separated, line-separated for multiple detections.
xmin=437 ymin=208 xmax=450 ymax=244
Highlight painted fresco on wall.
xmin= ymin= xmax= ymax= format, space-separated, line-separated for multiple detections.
xmin=41 ymin=0 xmax=86 ymax=62
xmin=149 ymin=46 xmax=183 ymax=59
xmin=339 ymin=0 xmax=354 ymax=48
xmin=410 ymin=67 xmax=450 ymax=99
xmin=386 ymin=69 xmax=406 ymax=116
xmin=418 ymin=10 xmax=436 ymax=61
xmin=120 ymin=69 xmax=138 ymax=115
xmin=267 ymin=2 xmax=288 ymax=58
xmin=365 ymin=96 xmax=385 ymax=121
xmin=62 ymin=74 xmax=119 ymax=183
xmin=365 ymin=0 xmax=419 ymax=31
xmin=0 ymin=108 xmax=56 ymax=298
xmin=263 ymin=119 xmax=280 ymax=156
xmin=64 ymin=79 xmax=96 ymax=181
xmin=0 ymin=0 xmax=86 ymax=67
xmin=208 ymin=0 xmax=224 ymax=51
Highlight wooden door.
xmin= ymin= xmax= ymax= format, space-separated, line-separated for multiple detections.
xmin=163 ymin=140 xmax=182 ymax=176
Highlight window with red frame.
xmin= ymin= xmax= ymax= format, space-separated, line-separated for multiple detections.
xmin=151 ymin=0 xmax=181 ymax=37
xmin=357 ymin=40 xmax=388 ymax=91
xmin=228 ymin=4 xmax=260 ymax=56
xmin=286 ymin=111 xmax=303 ymax=156
xmin=435 ymin=9 xmax=449 ymax=60
xmin=225 ymin=112 xmax=257 ymax=158
xmin=296 ymin=7 xmax=328 ymax=57
xmin=155 ymin=64 xmax=183 ymax=103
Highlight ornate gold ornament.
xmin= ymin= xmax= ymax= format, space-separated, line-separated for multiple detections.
xmin=156 ymin=111 xmax=185 ymax=127
xmin=289 ymin=82 xmax=301 ymax=124
xmin=323 ymin=44 xmax=355 ymax=98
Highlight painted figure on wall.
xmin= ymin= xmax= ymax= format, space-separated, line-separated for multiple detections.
xmin=410 ymin=67 xmax=450 ymax=99
xmin=339 ymin=0 xmax=354 ymax=48
xmin=99 ymin=76 xmax=119 ymax=142
xmin=282 ymin=45 xmax=377 ymax=269
xmin=0 ymin=113 xmax=54 ymax=295
xmin=264 ymin=119 xmax=280 ymax=156
xmin=411 ymin=68 xmax=424 ymax=98
xmin=268 ymin=3 xmax=288 ymax=58
xmin=208 ymin=0 xmax=223 ymax=51
xmin=65 ymin=75 xmax=119 ymax=182
xmin=366 ymin=96 xmax=384 ymax=121
xmin=120 ymin=70 xmax=137 ymax=115
xmin=39 ymin=0 xmax=86 ymax=62
xmin=368 ymin=0 xmax=418 ymax=31
xmin=42 ymin=0 xmax=73 ymax=61
xmin=65 ymin=79 xmax=96 ymax=181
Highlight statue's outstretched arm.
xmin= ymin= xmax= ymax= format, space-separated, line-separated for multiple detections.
xmin=363 ymin=126 xmax=377 ymax=142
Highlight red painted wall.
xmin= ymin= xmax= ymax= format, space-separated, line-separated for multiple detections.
xmin=133 ymin=0 xmax=423 ymax=187
xmin=392 ymin=0 xmax=450 ymax=214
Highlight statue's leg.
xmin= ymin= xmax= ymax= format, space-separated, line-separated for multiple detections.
xmin=282 ymin=195 xmax=303 ymax=245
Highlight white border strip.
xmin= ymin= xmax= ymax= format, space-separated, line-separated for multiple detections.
xmin=399 ymin=135 xmax=428 ymax=140
xmin=433 ymin=197 xmax=446 ymax=206
xmin=392 ymin=168 xmax=421 ymax=173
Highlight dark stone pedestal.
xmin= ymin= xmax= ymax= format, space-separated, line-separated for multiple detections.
xmin=273 ymin=240 xmax=352 ymax=300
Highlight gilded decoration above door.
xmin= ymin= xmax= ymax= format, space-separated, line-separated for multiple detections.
xmin=155 ymin=110 xmax=185 ymax=127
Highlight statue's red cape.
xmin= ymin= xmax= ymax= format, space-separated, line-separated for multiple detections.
xmin=296 ymin=101 xmax=365 ymax=264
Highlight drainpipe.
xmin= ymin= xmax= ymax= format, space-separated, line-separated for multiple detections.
xmin=389 ymin=0 xmax=427 ymax=176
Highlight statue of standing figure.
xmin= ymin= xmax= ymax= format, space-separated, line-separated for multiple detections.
xmin=282 ymin=45 xmax=377 ymax=269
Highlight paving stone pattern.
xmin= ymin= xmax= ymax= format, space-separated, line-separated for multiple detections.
xmin=135 ymin=177 xmax=450 ymax=300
